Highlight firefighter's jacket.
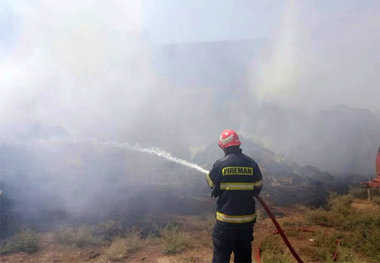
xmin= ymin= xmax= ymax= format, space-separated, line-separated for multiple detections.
xmin=207 ymin=147 xmax=262 ymax=224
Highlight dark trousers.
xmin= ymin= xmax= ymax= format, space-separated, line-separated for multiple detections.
xmin=212 ymin=221 xmax=254 ymax=263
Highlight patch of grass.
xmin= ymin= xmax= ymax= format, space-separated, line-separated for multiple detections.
xmin=307 ymin=193 xmax=354 ymax=227
xmin=201 ymin=214 xmax=216 ymax=232
xmin=55 ymin=226 xmax=103 ymax=248
xmin=256 ymin=206 xmax=267 ymax=220
xmin=93 ymin=220 xmax=124 ymax=241
xmin=307 ymin=208 xmax=346 ymax=227
xmin=313 ymin=231 xmax=341 ymax=262
xmin=104 ymin=229 xmax=144 ymax=261
xmin=0 ymin=230 xmax=39 ymax=255
xmin=349 ymin=187 xmax=367 ymax=199
xmin=104 ymin=238 xmax=128 ymax=262
xmin=372 ymin=195 xmax=380 ymax=205
xmin=260 ymin=235 xmax=293 ymax=263
xmin=135 ymin=216 xmax=175 ymax=238
xmin=338 ymin=246 xmax=366 ymax=263
xmin=125 ymin=228 xmax=144 ymax=253
xmin=343 ymin=225 xmax=380 ymax=262
xmin=305 ymin=231 xmax=366 ymax=263
xmin=160 ymin=224 xmax=190 ymax=254
xmin=305 ymin=192 xmax=380 ymax=262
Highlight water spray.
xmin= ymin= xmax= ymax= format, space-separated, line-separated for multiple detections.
xmin=38 ymin=137 xmax=302 ymax=262
xmin=130 ymin=145 xmax=209 ymax=175
xmin=38 ymin=137 xmax=208 ymax=174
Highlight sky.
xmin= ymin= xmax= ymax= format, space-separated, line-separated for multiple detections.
xmin=0 ymin=0 xmax=380 ymax=173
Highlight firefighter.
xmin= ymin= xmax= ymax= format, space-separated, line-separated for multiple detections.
xmin=206 ymin=129 xmax=263 ymax=263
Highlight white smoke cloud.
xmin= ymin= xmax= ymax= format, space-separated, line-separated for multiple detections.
xmin=1 ymin=1 xmax=380 ymax=229
xmin=250 ymin=0 xmax=380 ymax=112
xmin=0 ymin=0 xmax=152 ymax=140
xmin=1 ymin=0 xmax=379 ymax=183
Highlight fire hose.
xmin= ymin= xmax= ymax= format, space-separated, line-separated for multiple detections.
xmin=254 ymin=195 xmax=304 ymax=263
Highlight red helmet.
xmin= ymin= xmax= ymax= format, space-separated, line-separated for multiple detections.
xmin=218 ymin=129 xmax=241 ymax=149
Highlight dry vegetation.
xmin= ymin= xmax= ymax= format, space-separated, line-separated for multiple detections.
xmin=304 ymin=190 xmax=380 ymax=262
xmin=55 ymin=227 xmax=104 ymax=248
xmin=1 ymin=188 xmax=379 ymax=262
xmin=159 ymin=224 xmax=191 ymax=254
xmin=257 ymin=188 xmax=380 ymax=263
xmin=0 ymin=230 xmax=39 ymax=255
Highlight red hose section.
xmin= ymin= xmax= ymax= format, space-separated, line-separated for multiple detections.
xmin=271 ymin=228 xmax=315 ymax=235
xmin=332 ymin=238 xmax=341 ymax=262
xmin=299 ymin=227 xmax=315 ymax=233
xmin=255 ymin=247 xmax=261 ymax=263
xmin=254 ymin=195 xmax=304 ymax=263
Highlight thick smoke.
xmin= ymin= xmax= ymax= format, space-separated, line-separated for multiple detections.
xmin=1 ymin=0 xmax=380 ymax=229
xmin=246 ymin=1 xmax=380 ymax=174
xmin=0 ymin=0 xmax=152 ymax=142
xmin=251 ymin=0 xmax=380 ymax=111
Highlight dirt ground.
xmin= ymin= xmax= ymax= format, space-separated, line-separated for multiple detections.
xmin=0 ymin=207 xmax=328 ymax=263
xmin=0 ymin=231 xmax=212 ymax=263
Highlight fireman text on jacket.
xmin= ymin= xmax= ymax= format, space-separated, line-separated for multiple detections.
xmin=222 ymin=166 xmax=253 ymax=176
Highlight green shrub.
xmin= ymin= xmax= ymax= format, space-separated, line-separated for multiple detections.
xmin=306 ymin=192 xmax=380 ymax=262
xmin=307 ymin=193 xmax=356 ymax=227
xmin=0 ymin=230 xmax=39 ymax=255
xmin=372 ymin=195 xmax=380 ymax=205
xmin=310 ymin=231 xmax=369 ymax=263
xmin=337 ymin=246 xmax=366 ymax=263
xmin=104 ymin=238 xmax=128 ymax=262
xmin=125 ymin=229 xmax=144 ymax=253
xmin=346 ymin=225 xmax=380 ymax=262
xmin=93 ymin=220 xmax=124 ymax=241
xmin=55 ymin=226 xmax=103 ymax=248
xmin=349 ymin=187 xmax=367 ymax=199
xmin=313 ymin=231 xmax=341 ymax=262
xmin=307 ymin=208 xmax=346 ymax=227
xmin=160 ymin=224 xmax=190 ymax=254
xmin=256 ymin=207 xmax=268 ymax=220
xmin=328 ymin=193 xmax=354 ymax=212
xmin=104 ymin=229 xmax=144 ymax=261
xmin=260 ymin=235 xmax=293 ymax=263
